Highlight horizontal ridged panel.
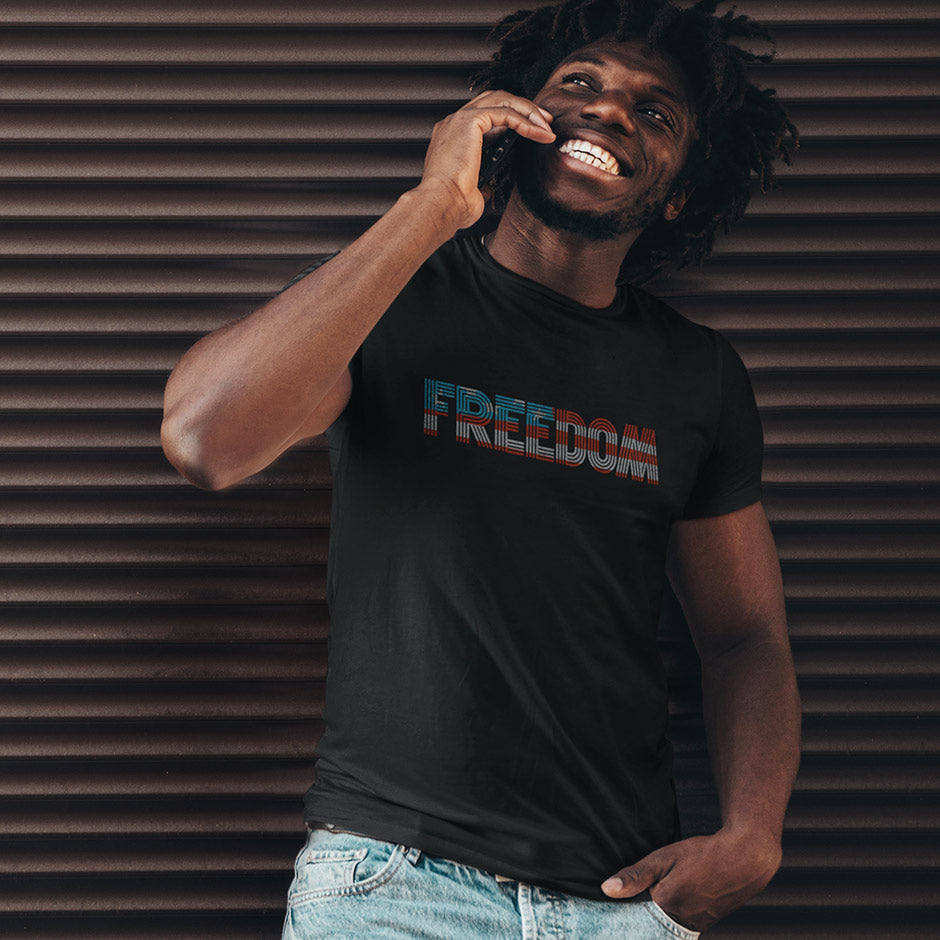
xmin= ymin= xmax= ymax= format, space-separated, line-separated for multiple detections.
xmin=0 ymin=25 xmax=935 ymax=65
xmin=0 ymin=102 xmax=935 ymax=141
xmin=4 ymin=293 xmax=940 ymax=333
xmin=0 ymin=216 xmax=937 ymax=256
xmin=2 ymin=179 xmax=939 ymax=220
xmin=1 ymin=4 xmax=937 ymax=938
xmin=1 ymin=0 xmax=937 ymax=25
xmin=0 ymin=259 xmax=938 ymax=295
xmin=1 ymin=140 xmax=934 ymax=181
xmin=0 ymin=607 xmax=326 ymax=642
xmin=0 ymin=64 xmax=937 ymax=103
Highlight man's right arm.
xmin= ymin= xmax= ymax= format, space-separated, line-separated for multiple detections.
xmin=160 ymin=92 xmax=555 ymax=490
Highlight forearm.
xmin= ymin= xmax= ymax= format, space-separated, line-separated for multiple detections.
xmin=161 ymin=185 xmax=460 ymax=489
xmin=701 ymin=632 xmax=801 ymax=852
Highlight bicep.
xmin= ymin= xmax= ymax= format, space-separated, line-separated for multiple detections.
xmin=666 ymin=501 xmax=788 ymax=659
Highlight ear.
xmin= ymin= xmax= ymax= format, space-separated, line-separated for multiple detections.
xmin=662 ymin=187 xmax=692 ymax=221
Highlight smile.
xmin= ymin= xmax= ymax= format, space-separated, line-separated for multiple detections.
xmin=557 ymin=139 xmax=622 ymax=176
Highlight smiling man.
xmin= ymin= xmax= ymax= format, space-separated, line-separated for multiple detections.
xmin=162 ymin=1 xmax=801 ymax=937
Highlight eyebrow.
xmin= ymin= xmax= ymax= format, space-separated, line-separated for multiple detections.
xmin=558 ymin=54 xmax=687 ymax=107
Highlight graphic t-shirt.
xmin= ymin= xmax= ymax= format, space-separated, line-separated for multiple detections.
xmin=292 ymin=233 xmax=764 ymax=901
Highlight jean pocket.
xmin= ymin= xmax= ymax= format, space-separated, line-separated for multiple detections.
xmin=645 ymin=898 xmax=701 ymax=939
xmin=288 ymin=829 xmax=406 ymax=905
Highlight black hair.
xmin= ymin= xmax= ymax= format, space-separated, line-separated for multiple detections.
xmin=471 ymin=0 xmax=798 ymax=284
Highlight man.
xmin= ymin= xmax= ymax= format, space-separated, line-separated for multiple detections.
xmin=162 ymin=0 xmax=801 ymax=936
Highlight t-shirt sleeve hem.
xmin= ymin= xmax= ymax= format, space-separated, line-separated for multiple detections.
xmin=679 ymin=482 xmax=763 ymax=520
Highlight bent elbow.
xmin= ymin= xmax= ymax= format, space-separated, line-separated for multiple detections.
xmin=160 ymin=410 xmax=236 ymax=492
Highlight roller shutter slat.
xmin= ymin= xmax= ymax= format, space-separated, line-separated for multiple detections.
xmin=0 ymin=490 xmax=330 ymax=526
xmin=785 ymin=604 xmax=937 ymax=639
xmin=0 ymin=24 xmax=936 ymax=65
xmin=764 ymin=490 xmax=940 ymax=523
xmin=0 ymin=606 xmax=327 ymax=643
xmin=7 ymin=181 xmax=940 ymax=220
xmin=761 ymin=411 xmax=940 ymax=446
xmin=1 ymin=140 xmax=934 ymax=181
xmin=0 ymin=0 xmax=936 ymax=26
xmin=0 ymin=450 xmax=322 ymax=488
xmin=0 ymin=646 xmax=325 ymax=681
xmin=1 ymin=180 xmax=939 ymax=220
xmin=0 ymin=835 xmax=303 ymax=871
xmin=2 ymin=414 xmax=938 ymax=450
xmin=0 ymin=144 xmax=429 ymax=180
xmin=1 ymin=258 xmax=939 ymax=296
xmin=0 ymin=764 xmax=315 ymax=797
xmin=1 ymin=100 xmax=936 ymax=142
xmin=0 ymin=683 xmax=323 ymax=719
xmin=1 ymin=64 xmax=937 ymax=104
xmin=2 ymin=294 xmax=939 ymax=333
xmin=0 ymin=725 xmax=320 ymax=761
xmin=0 ymin=527 xmax=327 ymax=562
xmin=779 ymin=565 xmax=939 ymax=599
xmin=0 ymin=566 xmax=324 ymax=603
xmin=2 ymin=331 xmax=938 ymax=373
xmin=763 ymin=450 xmax=940 ymax=484
xmin=0 ymin=878 xmax=289 ymax=913
xmin=791 ymin=756 xmax=940 ymax=791
xmin=2 ymin=215 xmax=939 ymax=256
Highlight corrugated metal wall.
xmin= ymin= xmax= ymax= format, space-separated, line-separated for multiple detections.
xmin=1 ymin=2 xmax=936 ymax=936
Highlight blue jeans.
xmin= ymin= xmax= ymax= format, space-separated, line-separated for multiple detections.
xmin=282 ymin=825 xmax=701 ymax=939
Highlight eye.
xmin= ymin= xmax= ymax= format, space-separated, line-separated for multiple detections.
xmin=561 ymin=72 xmax=597 ymax=91
xmin=640 ymin=105 xmax=676 ymax=131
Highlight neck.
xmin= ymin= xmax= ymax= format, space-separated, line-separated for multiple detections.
xmin=486 ymin=189 xmax=640 ymax=308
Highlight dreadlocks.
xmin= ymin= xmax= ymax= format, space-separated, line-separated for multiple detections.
xmin=471 ymin=0 xmax=798 ymax=284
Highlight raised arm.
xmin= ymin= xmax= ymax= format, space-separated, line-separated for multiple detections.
xmin=160 ymin=93 xmax=556 ymax=490
xmin=601 ymin=501 xmax=801 ymax=932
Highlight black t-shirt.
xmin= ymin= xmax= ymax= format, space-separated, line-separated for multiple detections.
xmin=292 ymin=233 xmax=763 ymax=900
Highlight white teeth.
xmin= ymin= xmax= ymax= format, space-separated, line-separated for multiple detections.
xmin=558 ymin=138 xmax=621 ymax=176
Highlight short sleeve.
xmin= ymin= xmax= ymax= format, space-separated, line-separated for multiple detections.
xmin=680 ymin=332 xmax=764 ymax=519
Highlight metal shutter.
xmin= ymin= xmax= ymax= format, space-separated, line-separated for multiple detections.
xmin=0 ymin=2 xmax=936 ymax=936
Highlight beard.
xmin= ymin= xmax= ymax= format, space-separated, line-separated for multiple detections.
xmin=512 ymin=139 xmax=674 ymax=241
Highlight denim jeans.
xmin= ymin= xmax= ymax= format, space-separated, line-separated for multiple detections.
xmin=282 ymin=825 xmax=700 ymax=939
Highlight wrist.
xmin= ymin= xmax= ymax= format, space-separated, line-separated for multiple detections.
xmin=403 ymin=181 xmax=474 ymax=241
xmin=716 ymin=824 xmax=782 ymax=879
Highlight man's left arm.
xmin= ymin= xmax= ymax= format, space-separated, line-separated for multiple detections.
xmin=601 ymin=500 xmax=801 ymax=931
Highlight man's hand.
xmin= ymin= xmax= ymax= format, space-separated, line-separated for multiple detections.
xmin=415 ymin=90 xmax=556 ymax=232
xmin=600 ymin=829 xmax=782 ymax=932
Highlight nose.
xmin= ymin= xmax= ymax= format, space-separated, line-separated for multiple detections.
xmin=580 ymin=90 xmax=637 ymax=136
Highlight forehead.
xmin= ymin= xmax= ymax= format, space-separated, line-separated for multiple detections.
xmin=554 ymin=36 xmax=692 ymax=106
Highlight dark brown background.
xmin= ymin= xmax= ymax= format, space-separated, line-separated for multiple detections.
xmin=1 ymin=2 xmax=938 ymax=936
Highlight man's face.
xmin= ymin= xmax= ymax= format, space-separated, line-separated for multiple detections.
xmin=513 ymin=36 xmax=697 ymax=240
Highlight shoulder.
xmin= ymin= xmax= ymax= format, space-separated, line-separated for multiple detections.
xmin=622 ymin=281 xmax=731 ymax=372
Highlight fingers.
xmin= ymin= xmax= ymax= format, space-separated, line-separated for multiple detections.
xmin=463 ymin=90 xmax=555 ymax=142
xmin=601 ymin=846 xmax=673 ymax=898
xmin=415 ymin=90 xmax=554 ymax=231
xmin=478 ymin=107 xmax=556 ymax=143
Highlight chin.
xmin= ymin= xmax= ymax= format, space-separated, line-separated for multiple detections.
xmin=511 ymin=141 xmax=663 ymax=241
xmin=516 ymin=171 xmax=660 ymax=241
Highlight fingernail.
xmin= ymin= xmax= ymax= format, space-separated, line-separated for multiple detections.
xmin=539 ymin=107 xmax=553 ymax=121
xmin=602 ymin=877 xmax=623 ymax=893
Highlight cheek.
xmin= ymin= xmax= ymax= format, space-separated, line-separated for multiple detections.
xmin=646 ymin=143 xmax=687 ymax=183
xmin=532 ymin=91 xmax=553 ymax=111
